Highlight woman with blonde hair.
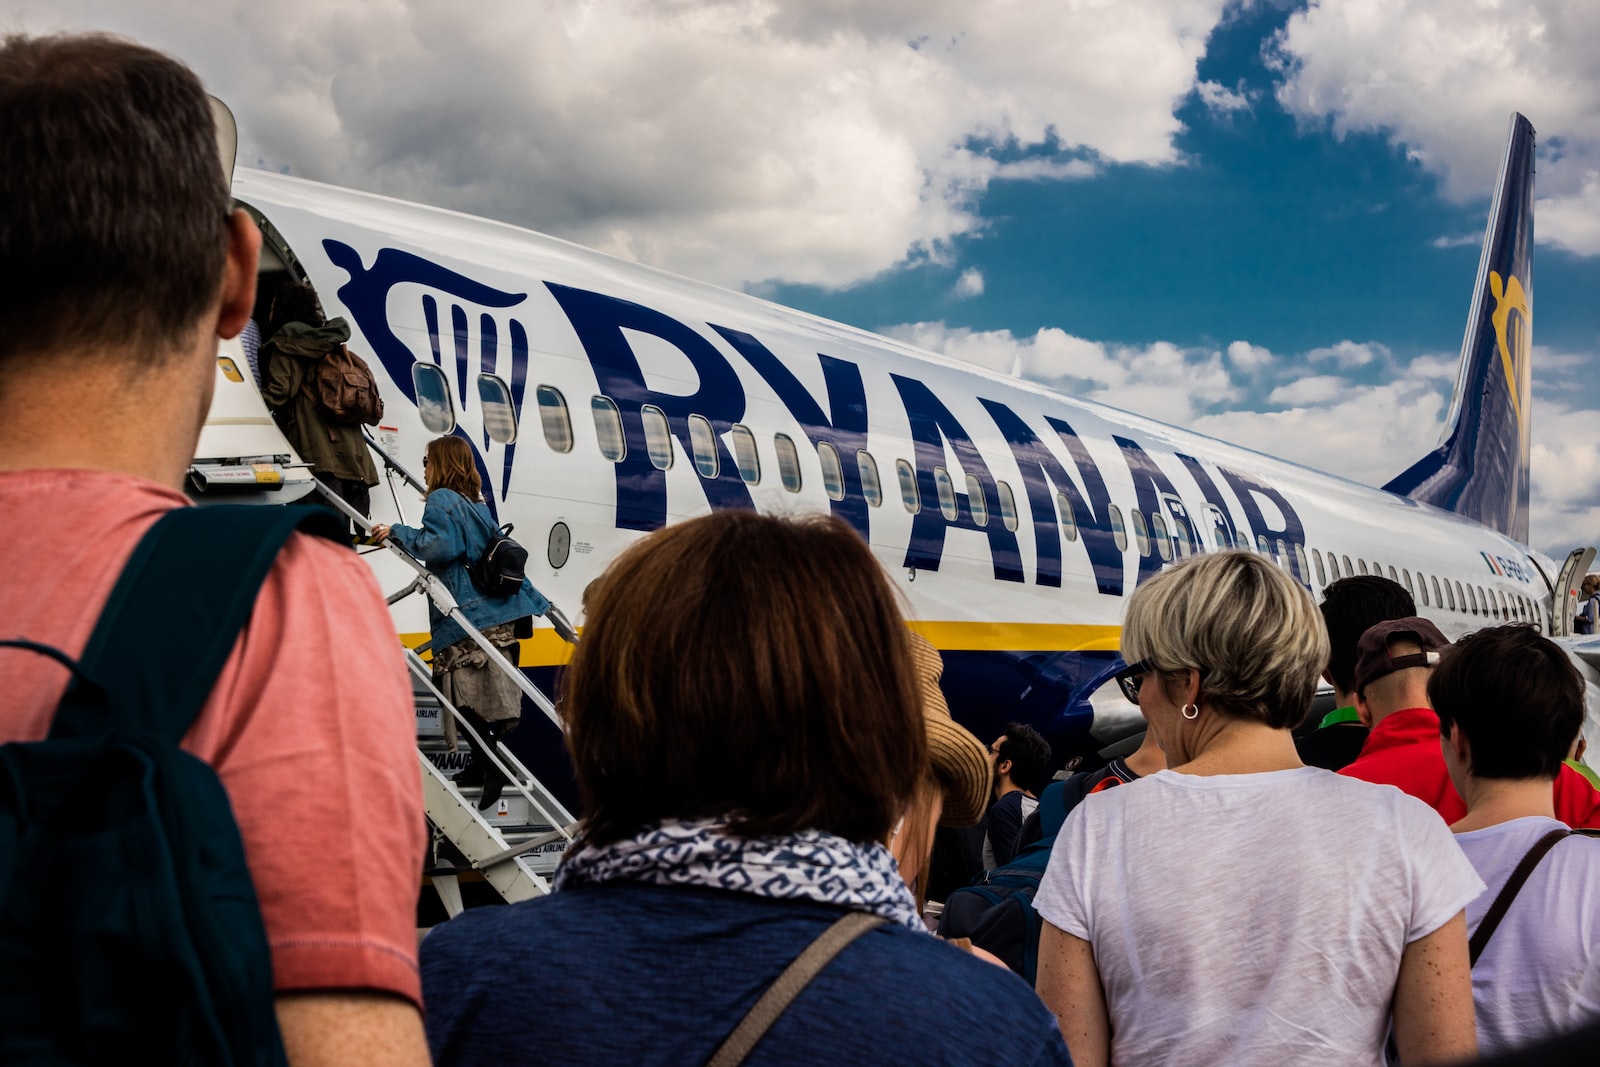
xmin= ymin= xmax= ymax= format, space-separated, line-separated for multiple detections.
xmin=372 ymin=435 xmax=548 ymax=809
xmin=1034 ymin=550 xmax=1482 ymax=1067
xmin=419 ymin=510 xmax=1069 ymax=1066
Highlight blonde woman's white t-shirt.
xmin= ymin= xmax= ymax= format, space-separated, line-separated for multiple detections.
xmin=1034 ymin=767 xmax=1482 ymax=1067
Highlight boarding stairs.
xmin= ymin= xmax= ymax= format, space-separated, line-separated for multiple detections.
xmin=314 ymin=436 xmax=581 ymax=915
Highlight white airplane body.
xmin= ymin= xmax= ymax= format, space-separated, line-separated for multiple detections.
xmin=197 ymin=112 xmax=1600 ymax=774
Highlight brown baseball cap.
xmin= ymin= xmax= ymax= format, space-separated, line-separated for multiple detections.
xmin=1353 ymin=616 xmax=1450 ymax=695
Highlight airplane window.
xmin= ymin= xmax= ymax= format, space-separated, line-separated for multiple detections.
xmin=896 ymin=459 xmax=919 ymax=513
xmin=1418 ymin=575 xmax=1430 ymax=607
xmin=1057 ymin=492 xmax=1079 ymax=542
xmin=413 ymin=363 xmax=455 ymax=434
xmin=1294 ymin=543 xmax=1309 ymax=583
xmin=1430 ymin=575 xmax=1443 ymax=608
xmin=1454 ymin=581 xmax=1466 ymax=612
xmin=1476 ymin=586 xmax=1489 ymax=616
xmin=688 ymin=414 xmax=719 ymax=479
xmin=1150 ymin=513 xmax=1172 ymax=562
xmin=965 ymin=474 xmax=989 ymax=527
xmin=1327 ymin=552 xmax=1340 ymax=580
xmin=1387 ymin=565 xmax=1399 ymax=582
xmin=775 ymin=434 xmax=802 ymax=492
xmin=996 ymin=480 xmax=1018 ymax=532
xmin=1212 ymin=520 xmax=1228 ymax=550
xmin=477 ymin=375 xmax=518 ymax=444
xmin=1256 ymin=534 xmax=1270 ymax=557
xmin=1108 ymin=505 xmax=1128 ymax=552
xmin=1276 ymin=539 xmax=1289 ymax=572
xmin=818 ymin=442 xmax=845 ymax=501
xmin=730 ymin=424 xmax=760 ymax=484
xmin=1498 ymin=589 xmax=1510 ymax=619
xmin=1402 ymin=569 xmax=1414 ymax=596
xmin=590 ymin=396 xmax=626 ymax=462
xmin=1131 ymin=509 xmax=1151 ymax=557
xmin=1342 ymin=555 xmax=1354 ymax=577
xmin=1313 ymin=549 xmax=1327 ymax=585
xmin=933 ymin=466 xmax=958 ymax=521
xmin=532 ymin=385 xmax=572 ymax=452
xmin=641 ymin=405 xmax=674 ymax=471
xmin=858 ymin=451 xmax=882 ymax=507
xmin=1357 ymin=559 xmax=1369 ymax=576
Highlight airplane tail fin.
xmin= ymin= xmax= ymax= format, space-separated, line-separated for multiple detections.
xmin=1383 ymin=113 xmax=1535 ymax=543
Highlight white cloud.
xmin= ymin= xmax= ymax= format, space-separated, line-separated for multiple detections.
xmin=1430 ymin=233 xmax=1481 ymax=249
xmin=1195 ymin=79 xmax=1250 ymax=115
xmin=1271 ymin=0 xmax=1600 ymax=256
xmin=950 ymin=267 xmax=985 ymax=299
xmin=1308 ymin=340 xmax=1385 ymax=369
xmin=1226 ymin=340 xmax=1276 ymax=372
xmin=8 ymin=0 xmax=1232 ymax=288
xmin=1266 ymin=375 xmax=1344 ymax=406
xmin=1539 ymin=172 xmax=1600 ymax=256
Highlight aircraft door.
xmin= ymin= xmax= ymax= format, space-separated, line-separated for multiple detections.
xmin=1160 ymin=494 xmax=1200 ymax=559
xmin=1554 ymin=547 xmax=1597 ymax=636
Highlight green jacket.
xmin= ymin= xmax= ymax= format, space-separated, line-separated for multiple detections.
xmin=260 ymin=317 xmax=379 ymax=486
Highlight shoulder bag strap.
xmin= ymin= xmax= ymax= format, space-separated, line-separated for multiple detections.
xmin=705 ymin=911 xmax=886 ymax=1067
xmin=1468 ymin=827 xmax=1571 ymax=966
xmin=51 ymin=504 xmax=345 ymax=743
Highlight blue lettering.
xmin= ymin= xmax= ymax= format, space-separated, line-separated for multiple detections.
xmin=1174 ymin=453 xmax=1243 ymax=550
xmin=892 ymin=376 xmax=1023 ymax=583
xmin=1217 ymin=466 xmax=1309 ymax=585
xmin=713 ymin=328 xmax=871 ymax=540
xmin=546 ymin=284 xmax=753 ymax=532
xmin=980 ymin=399 xmax=1124 ymax=596
xmin=1114 ymin=436 xmax=1191 ymax=586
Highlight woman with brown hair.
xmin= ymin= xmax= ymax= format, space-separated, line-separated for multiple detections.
xmin=418 ymin=510 xmax=1069 ymax=1067
xmin=372 ymin=435 xmax=548 ymax=810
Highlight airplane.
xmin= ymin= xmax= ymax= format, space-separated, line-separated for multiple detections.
xmin=194 ymin=109 xmax=1600 ymax=809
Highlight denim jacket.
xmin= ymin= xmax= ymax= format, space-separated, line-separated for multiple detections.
xmin=388 ymin=488 xmax=550 ymax=653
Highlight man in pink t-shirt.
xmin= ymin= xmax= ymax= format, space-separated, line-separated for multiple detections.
xmin=0 ymin=35 xmax=429 ymax=1067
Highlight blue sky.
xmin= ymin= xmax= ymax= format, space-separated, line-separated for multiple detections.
xmin=10 ymin=0 xmax=1599 ymax=554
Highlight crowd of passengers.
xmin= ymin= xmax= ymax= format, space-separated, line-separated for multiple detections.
xmin=415 ymin=507 xmax=1600 ymax=1067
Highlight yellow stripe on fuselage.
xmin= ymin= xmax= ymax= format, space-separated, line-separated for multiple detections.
xmin=400 ymin=621 xmax=1124 ymax=669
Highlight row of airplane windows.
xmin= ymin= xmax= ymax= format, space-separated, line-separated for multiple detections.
xmin=416 ymin=368 xmax=1540 ymax=627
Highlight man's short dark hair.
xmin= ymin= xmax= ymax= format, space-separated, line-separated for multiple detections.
xmin=997 ymin=722 xmax=1053 ymax=794
xmin=1319 ymin=576 xmax=1416 ymax=694
xmin=1430 ymin=625 xmax=1584 ymax=780
xmin=0 ymin=34 xmax=231 ymax=367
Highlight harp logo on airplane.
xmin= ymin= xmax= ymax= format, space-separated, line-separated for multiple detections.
xmin=1489 ymin=271 xmax=1531 ymax=434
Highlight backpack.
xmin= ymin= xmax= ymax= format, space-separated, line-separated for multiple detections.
xmin=309 ymin=343 xmax=384 ymax=426
xmin=466 ymin=513 xmax=530 ymax=599
xmin=938 ymin=777 xmax=1094 ymax=984
xmin=0 ymin=504 xmax=344 ymax=1066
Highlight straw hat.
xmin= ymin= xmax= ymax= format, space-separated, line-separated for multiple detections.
xmin=908 ymin=633 xmax=991 ymax=827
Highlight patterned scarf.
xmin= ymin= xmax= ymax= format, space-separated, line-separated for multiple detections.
xmin=553 ymin=817 xmax=927 ymax=933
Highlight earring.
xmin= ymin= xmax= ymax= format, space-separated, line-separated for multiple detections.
xmin=1181 ymin=703 xmax=1200 ymax=720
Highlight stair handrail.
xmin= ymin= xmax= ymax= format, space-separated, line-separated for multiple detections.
xmin=406 ymin=648 xmax=577 ymax=839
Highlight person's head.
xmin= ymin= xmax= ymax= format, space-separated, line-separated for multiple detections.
xmin=563 ymin=510 xmax=926 ymax=848
xmin=1351 ymin=616 xmax=1449 ymax=727
xmin=990 ymin=722 xmax=1052 ymax=797
xmin=1119 ymin=551 xmax=1328 ymax=756
xmin=266 ymin=280 xmax=325 ymax=337
xmin=1584 ymin=574 xmax=1600 ymax=597
xmin=1319 ymin=576 xmax=1416 ymax=701
xmin=0 ymin=33 xmax=243 ymax=371
xmin=1431 ymin=624 xmax=1584 ymax=783
xmin=423 ymin=436 xmax=482 ymax=500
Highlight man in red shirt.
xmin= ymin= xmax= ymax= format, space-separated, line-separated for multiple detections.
xmin=0 ymin=34 xmax=429 ymax=1066
xmin=1339 ymin=618 xmax=1600 ymax=828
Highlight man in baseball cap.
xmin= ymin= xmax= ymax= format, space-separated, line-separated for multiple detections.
xmin=1339 ymin=617 xmax=1464 ymax=818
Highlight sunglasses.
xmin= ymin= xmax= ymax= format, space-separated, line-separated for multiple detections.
xmin=1114 ymin=659 xmax=1154 ymax=705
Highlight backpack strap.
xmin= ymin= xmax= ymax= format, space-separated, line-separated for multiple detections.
xmin=705 ymin=911 xmax=885 ymax=1067
xmin=1468 ymin=827 xmax=1571 ymax=967
xmin=50 ymin=505 xmax=346 ymax=744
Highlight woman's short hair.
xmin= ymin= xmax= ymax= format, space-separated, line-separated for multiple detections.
xmin=1122 ymin=550 xmax=1329 ymax=729
xmin=424 ymin=436 xmax=481 ymax=501
xmin=564 ymin=510 xmax=926 ymax=847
